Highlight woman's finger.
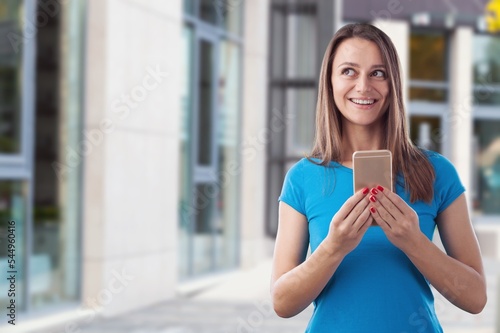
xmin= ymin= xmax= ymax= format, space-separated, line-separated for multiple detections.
xmin=335 ymin=187 xmax=370 ymax=220
xmin=370 ymin=187 xmax=404 ymax=220
xmin=375 ymin=185 xmax=412 ymax=215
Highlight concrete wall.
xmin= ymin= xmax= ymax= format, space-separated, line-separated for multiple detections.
xmin=372 ymin=20 xmax=410 ymax=112
xmin=240 ymin=0 xmax=271 ymax=268
xmin=82 ymin=0 xmax=181 ymax=316
xmin=448 ymin=26 xmax=473 ymax=206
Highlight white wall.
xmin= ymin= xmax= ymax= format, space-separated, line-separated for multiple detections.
xmin=83 ymin=0 xmax=182 ymax=316
xmin=372 ymin=20 xmax=410 ymax=111
xmin=449 ymin=26 xmax=473 ymax=207
xmin=240 ymin=0 xmax=271 ymax=268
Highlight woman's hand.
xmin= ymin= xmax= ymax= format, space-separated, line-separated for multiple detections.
xmin=324 ymin=187 xmax=373 ymax=256
xmin=368 ymin=185 xmax=423 ymax=251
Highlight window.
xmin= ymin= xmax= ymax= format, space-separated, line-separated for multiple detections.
xmin=409 ymin=31 xmax=448 ymax=102
xmin=0 ymin=0 xmax=84 ymax=313
xmin=473 ymin=120 xmax=500 ymax=216
xmin=180 ymin=0 xmax=243 ymax=278
xmin=472 ymin=34 xmax=500 ymax=218
xmin=266 ymin=1 xmax=319 ymax=237
xmin=473 ymin=34 xmax=500 ymax=105
xmin=409 ymin=31 xmax=449 ymax=155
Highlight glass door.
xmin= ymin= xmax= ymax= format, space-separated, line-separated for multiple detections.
xmin=179 ymin=20 xmax=241 ymax=278
xmin=191 ymin=31 xmax=219 ymax=276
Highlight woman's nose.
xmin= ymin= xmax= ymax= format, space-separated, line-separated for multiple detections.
xmin=356 ymin=75 xmax=372 ymax=93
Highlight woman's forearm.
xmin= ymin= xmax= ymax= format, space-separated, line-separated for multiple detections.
xmin=404 ymin=233 xmax=487 ymax=314
xmin=271 ymin=240 xmax=345 ymax=318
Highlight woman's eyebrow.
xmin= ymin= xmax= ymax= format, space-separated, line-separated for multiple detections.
xmin=337 ymin=62 xmax=386 ymax=69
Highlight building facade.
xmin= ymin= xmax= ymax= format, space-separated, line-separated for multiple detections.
xmin=0 ymin=0 xmax=498 ymax=331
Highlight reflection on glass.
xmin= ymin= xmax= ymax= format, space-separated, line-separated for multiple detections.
xmin=193 ymin=184 xmax=215 ymax=275
xmin=473 ymin=90 xmax=500 ymax=105
xmin=183 ymin=0 xmax=195 ymax=15
xmin=409 ymin=87 xmax=447 ymax=102
xmin=286 ymin=88 xmax=315 ymax=154
xmin=0 ymin=1 xmax=22 ymax=154
xmin=473 ymin=34 xmax=500 ymax=85
xmin=410 ymin=32 xmax=446 ymax=81
xmin=474 ymin=120 xmax=500 ymax=215
xmin=220 ymin=0 xmax=243 ymax=35
xmin=179 ymin=25 xmax=194 ymax=278
xmin=287 ymin=13 xmax=317 ymax=78
xmin=30 ymin=0 xmax=81 ymax=309
xmin=271 ymin=7 xmax=286 ymax=79
xmin=215 ymin=40 xmax=240 ymax=270
xmin=473 ymin=35 xmax=500 ymax=106
xmin=0 ymin=181 xmax=26 ymax=312
xmin=197 ymin=39 xmax=214 ymax=166
xmin=409 ymin=116 xmax=442 ymax=153
xmin=199 ymin=0 xmax=217 ymax=25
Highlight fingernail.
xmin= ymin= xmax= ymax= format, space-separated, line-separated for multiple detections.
xmin=370 ymin=207 xmax=376 ymax=213
xmin=369 ymin=195 xmax=377 ymax=202
xmin=362 ymin=187 xmax=369 ymax=195
xmin=371 ymin=188 xmax=378 ymax=195
xmin=376 ymin=185 xmax=384 ymax=192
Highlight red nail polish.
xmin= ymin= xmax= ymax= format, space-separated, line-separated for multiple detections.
xmin=376 ymin=185 xmax=384 ymax=192
xmin=371 ymin=188 xmax=378 ymax=195
xmin=369 ymin=195 xmax=377 ymax=202
xmin=370 ymin=207 xmax=376 ymax=213
xmin=362 ymin=187 xmax=369 ymax=195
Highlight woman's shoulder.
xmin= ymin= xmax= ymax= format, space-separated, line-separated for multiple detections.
xmin=421 ymin=149 xmax=456 ymax=172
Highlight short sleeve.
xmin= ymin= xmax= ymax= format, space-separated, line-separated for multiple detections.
xmin=278 ymin=160 xmax=306 ymax=216
xmin=432 ymin=154 xmax=466 ymax=214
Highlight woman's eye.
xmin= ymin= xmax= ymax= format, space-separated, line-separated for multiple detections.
xmin=342 ymin=68 xmax=356 ymax=76
xmin=371 ymin=70 xmax=386 ymax=78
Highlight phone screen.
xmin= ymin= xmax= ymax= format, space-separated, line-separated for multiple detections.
xmin=352 ymin=150 xmax=392 ymax=193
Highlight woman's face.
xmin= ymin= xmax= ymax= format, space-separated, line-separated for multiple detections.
xmin=331 ymin=37 xmax=390 ymax=127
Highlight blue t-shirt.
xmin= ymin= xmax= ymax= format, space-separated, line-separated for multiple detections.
xmin=278 ymin=151 xmax=465 ymax=333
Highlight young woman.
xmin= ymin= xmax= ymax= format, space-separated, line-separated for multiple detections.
xmin=271 ymin=23 xmax=486 ymax=332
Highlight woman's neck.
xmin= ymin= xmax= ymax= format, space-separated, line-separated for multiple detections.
xmin=341 ymin=121 xmax=384 ymax=164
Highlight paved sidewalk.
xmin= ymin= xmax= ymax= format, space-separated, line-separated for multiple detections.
xmin=30 ymin=258 xmax=500 ymax=333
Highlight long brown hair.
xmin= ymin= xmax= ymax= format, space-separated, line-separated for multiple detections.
xmin=309 ymin=23 xmax=435 ymax=203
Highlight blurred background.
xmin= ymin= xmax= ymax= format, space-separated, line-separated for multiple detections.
xmin=0 ymin=0 xmax=499 ymax=332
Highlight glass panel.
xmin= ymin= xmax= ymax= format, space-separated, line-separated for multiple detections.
xmin=287 ymin=13 xmax=317 ymax=78
xmin=269 ymin=87 xmax=286 ymax=159
xmin=197 ymin=39 xmax=214 ymax=166
xmin=192 ymin=184 xmax=215 ymax=275
xmin=473 ymin=120 xmax=500 ymax=215
xmin=286 ymin=88 xmax=315 ymax=155
xmin=271 ymin=7 xmax=286 ymax=79
xmin=183 ymin=0 xmax=195 ymax=15
xmin=30 ymin=0 xmax=81 ymax=309
xmin=0 ymin=1 xmax=22 ymax=154
xmin=218 ymin=0 xmax=243 ymax=35
xmin=409 ymin=87 xmax=447 ymax=102
xmin=409 ymin=116 xmax=442 ymax=153
xmin=0 ymin=181 xmax=26 ymax=312
xmin=179 ymin=25 xmax=194 ymax=278
xmin=214 ymin=40 xmax=240 ymax=270
xmin=473 ymin=89 xmax=500 ymax=105
xmin=199 ymin=0 xmax=217 ymax=25
xmin=410 ymin=33 xmax=446 ymax=81
xmin=473 ymin=34 xmax=500 ymax=85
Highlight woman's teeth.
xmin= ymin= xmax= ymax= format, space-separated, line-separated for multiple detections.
xmin=350 ymin=98 xmax=375 ymax=105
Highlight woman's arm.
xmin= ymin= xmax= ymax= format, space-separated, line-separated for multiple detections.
xmin=271 ymin=189 xmax=373 ymax=318
xmin=370 ymin=190 xmax=487 ymax=314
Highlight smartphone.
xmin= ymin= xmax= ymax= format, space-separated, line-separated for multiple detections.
xmin=352 ymin=150 xmax=393 ymax=193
